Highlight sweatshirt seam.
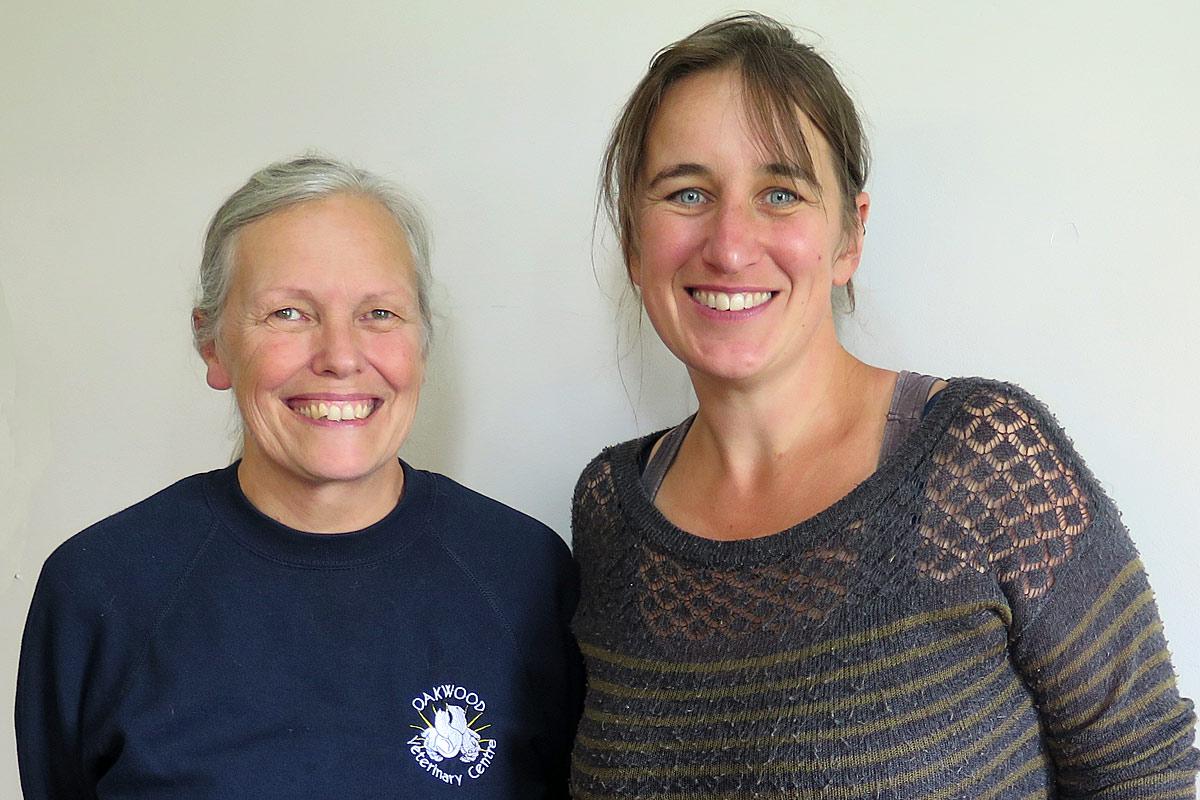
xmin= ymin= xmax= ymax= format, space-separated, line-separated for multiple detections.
xmin=427 ymin=528 xmax=520 ymax=660
xmin=424 ymin=477 xmax=536 ymax=687
xmin=102 ymin=515 xmax=222 ymax=743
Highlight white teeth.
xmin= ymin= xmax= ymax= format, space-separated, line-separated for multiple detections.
xmin=294 ymin=400 xmax=374 ymax=421
xmin=691 ymin=290 xmax=772 ymax=311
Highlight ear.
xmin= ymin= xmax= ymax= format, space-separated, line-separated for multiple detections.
xmin=627 ymin=250 xmax=642 ymax=291
xmin=833 ymin=191 xmax=871 ymax=287
xmin=193 ymin=310 xmax=232 ymax=391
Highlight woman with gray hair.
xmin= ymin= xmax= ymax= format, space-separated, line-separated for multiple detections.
xmin=16 ymin=156 xmax=582 ymax=798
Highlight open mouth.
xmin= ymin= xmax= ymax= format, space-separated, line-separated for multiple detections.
xmin=288 ymin=399 xmax=380 ymax=422
xmin=689 ymin=289 xmax=775 ymax=312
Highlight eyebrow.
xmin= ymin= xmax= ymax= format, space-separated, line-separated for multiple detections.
xmin=646 ymin=161 xmax=817 ymax=188
xmin=646 ymin=163 xmax=710 ymax=189
xmin=254 ymin=287 xmax=316 ymax=302
xmin=252 ymin=288 xmax=409 ymax=304
xmin=764 ymin=161 xmax=817 ymax=185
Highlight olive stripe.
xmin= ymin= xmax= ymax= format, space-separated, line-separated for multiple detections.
xmin=976 ymin=751 xmax=1047 ymax=800
xmin=1059 ymin=701 xmax=1193 ymax=766
xmin=579 ymin=601 xmax=1009 ymax=674
xmin=584 ymin=658 xmax=1014 ymax=733
xmin=1125 ymin=789 xmax=1196 ymax=800
xmin=571 ymin=788 xmax=811 ymax=800
xmin=1026 ymin=558 xmax=1142 ymax=671
xmin=1035 ymin=589 xmax=1154 ymax=691
xmin=1139 ymin=790 xmax=1195 ymax=800
xmin=1088 ymin=768 xmax=1198 ymax=795
xmin=576 ymin=677 xmax=1023 ymax=768
xmin=1048 ymin=648 xmax=1170 ymax=732
xmin=574 ymin=702 xmax=1033 ymax=791
xmin=1043 ymin=622 xmax=1165 ymax=714
xmin=588 ymin=630 xmax=1005 ymax=704
xmin=1082 ymin=723 xmax=1193 ymax=775
xmin=921 ymin=721 xmax=1041 ymax=800
xmin=1091 ymin=678 xmax=1183 ymax=734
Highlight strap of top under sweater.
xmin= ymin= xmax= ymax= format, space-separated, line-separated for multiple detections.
xmin=640 ymin=370 xmax=941 ymax=498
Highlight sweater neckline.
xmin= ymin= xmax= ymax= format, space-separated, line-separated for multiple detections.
xmin=608 ymin=377 xmax=972 ymax=569
xmin=203 ymin=459 xmax=435 ymax=568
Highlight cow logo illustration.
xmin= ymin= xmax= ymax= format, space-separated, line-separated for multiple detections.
xmin=407 ymin=684 xmax=496 ymax=786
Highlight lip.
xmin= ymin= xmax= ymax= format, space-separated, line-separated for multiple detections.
xmin=286 ymin=393 xmax=381 ymax=402
xmin=687 ymin=285 xmax=774 ymax=293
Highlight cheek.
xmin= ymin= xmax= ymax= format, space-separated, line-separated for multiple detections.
xmin=371 ymin=334 xmax=425 ymax=390
xmin=232 ymin=336 xmax=310 ymax=391
xmin=637 ymin=216 xmax=702 ymax=284
xmin=769 ymin=225 xmax=829 ymax=275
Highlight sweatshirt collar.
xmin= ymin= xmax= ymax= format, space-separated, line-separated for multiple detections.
xmin=203 ymin=459 xmax=435 ymax=568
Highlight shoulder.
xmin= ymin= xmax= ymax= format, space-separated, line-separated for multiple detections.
xmin=24 ymin=469 xmax=226 ymax=702
xmin=41 ymin=470 xmax=220 ymax=576
xmin=945 ymin=376 xmax=1060 ymax=420
xmin=416 ymin=469 xmax=579 ymax=646
xmin=921 ymin=377 xmax=1115 ymax=597
xmin=931 ymin=377 xmax=1096 ymax=483
xmin=419 ymin=469 xmax=572 ymax=575
xmin=36 ymin=470 xmax=223 ymax=617
xmin=572 ymin=431 xmax=662 ymax=512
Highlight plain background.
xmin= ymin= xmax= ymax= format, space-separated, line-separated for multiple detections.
xmin=2 ymin=0 xmax=1198 ymax=793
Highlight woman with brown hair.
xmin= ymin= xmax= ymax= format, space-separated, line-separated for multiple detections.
xmin=570 ymin=13 xmax=1197 ymax=798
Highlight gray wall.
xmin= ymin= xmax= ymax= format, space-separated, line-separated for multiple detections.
xmin=3 ymin=1 xmax=1198 ymax=793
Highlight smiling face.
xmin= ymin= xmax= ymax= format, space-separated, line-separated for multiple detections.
xmin=201 ymin=192 xmax=424 ymax=501
xmin=633 ymin=67 xmax=869 ymax=388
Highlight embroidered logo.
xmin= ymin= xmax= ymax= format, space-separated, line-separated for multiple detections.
xmin=407 ymin=684 xmax=496 ymax=786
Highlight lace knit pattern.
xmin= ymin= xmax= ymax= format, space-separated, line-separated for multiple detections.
xmin=570 ymin=378 xmax=1198 ymax=799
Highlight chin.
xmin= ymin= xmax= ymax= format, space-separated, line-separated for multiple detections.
xmin=683 ymin=350 xmax=772 ymax=384
xmin=305 ymin=453 xmax=395 ymax=485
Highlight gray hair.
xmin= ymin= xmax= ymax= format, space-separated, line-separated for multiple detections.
xmin=193 ymin=155 xmax=434 ymax=355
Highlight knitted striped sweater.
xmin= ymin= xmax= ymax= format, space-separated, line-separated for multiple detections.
xmin=570 ymin=378 xmax=1198 ymax=798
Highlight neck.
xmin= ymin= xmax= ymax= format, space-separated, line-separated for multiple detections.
xmin=686 ymin=335 xmax=883 ymax=478
xmin=235 ymin=455 xmax=405 ymax=534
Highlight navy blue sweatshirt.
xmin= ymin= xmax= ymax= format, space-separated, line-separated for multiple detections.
xmin=16 ymin=461 xmax=582 ymax=799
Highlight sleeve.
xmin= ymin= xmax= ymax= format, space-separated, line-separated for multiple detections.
xmin=15 ymin=551 xmax=99 ymax=799
xmin=951 ymin=384 xmax=1199 ymax=797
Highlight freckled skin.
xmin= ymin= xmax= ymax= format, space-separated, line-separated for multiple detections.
xmin=200 ymin=194 xmax=425 ymax=530
xmin=633 ymin=67 xmax=868 ymax=390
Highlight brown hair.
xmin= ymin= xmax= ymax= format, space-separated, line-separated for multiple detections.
xmin=601 ymin=12 xmax=870 ymax=306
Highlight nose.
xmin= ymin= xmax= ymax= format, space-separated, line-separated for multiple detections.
xmin=311 ymin=318 xmax=363 ymax=377
xmin=701 ymin=201 xmax=762 ymax=273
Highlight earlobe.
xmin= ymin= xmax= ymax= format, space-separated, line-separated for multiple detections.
xmin=201 ymin=341 xmax=233 ymax=391
xmin=833 ymin=192 xmax=871 ymax=286
xmin=194 ymin=310 xmax=232 ymax=391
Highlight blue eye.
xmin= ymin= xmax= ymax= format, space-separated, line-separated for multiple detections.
xmin=369 ymin=309 xmax=396 ymax=321
xmin=671 ymin=189 xmax=707 ymax=206
xmin=272 ymin=308 xmax=304 ymax=321
xmin=765 ymin=189 xmax=797 ymax=205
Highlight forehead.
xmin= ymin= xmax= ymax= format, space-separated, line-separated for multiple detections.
xmin=643 ymin=67 xmax=834 ymax=184
xmin=231 ymin=193 xmax=416 ymax=294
